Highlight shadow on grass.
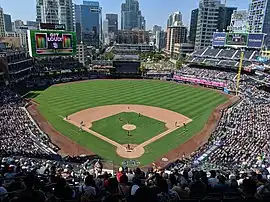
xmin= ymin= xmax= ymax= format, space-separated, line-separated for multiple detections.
xmin=24 ymin=92 xmax=41 ymax=99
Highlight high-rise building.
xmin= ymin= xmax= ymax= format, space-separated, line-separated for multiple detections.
xmin=116 ymin=30 xmax=149 ymax=44
xmin=0 ymin=8 xmax=5 ymax=37
xmin=36 ymin=0 xmax=73 ymax=31
xmin=106 ymin=14 xmax=118 ymax=35
xmin=195 ymin=0 xmax=235 ymax=49
xmin=165 ymin=25 xmax=187 ymax=56
xmin=229 ymin=10 xmax=249 ymax=33
xmin=155 ymin=30 xmax=166 ymax=51
xmin=218 ymin=6 xmax=237 ymax=32
xmin=4 ymin=14 xmax=12 ymax=32
xmin=103 ymin=20 xmax=109 ymax=35
xmin=248 ymin=0 xmax=270 ymax=47
xmin=26 ymin=21 xmax=39 ymax=28
xmin=14 ymin=20 xmax=24 ymax=29
xmin=195 ymin=0 xmax=220 ymax=49
xmin=167 ymin=12 xmax=182 ymax=27
xmin=153 ymin=25 xmax=162 ymax=35
xmin=121 ymin=0 xmax=145 ymax=30
xmin=75 ymin=1 xmax=102 ymax=48
xmin=189 ymin=9 xmax=198 ymax=44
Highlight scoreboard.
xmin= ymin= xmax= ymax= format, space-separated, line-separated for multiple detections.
xmin=213 ymin=32 xmax=265 ymax=49
xmin=28 ymin=30 xmax=77 ymax=57
xmin=225 ymin=33 xmax=248 ymax=46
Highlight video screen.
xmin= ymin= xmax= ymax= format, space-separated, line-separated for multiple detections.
xmin=226 ymin=33 xmax=248 ymax=46
xmin=28 ymin=30 xmax=77 ymax=57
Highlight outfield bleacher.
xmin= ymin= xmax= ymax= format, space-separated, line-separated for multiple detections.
xmin=188 ymin=47 xmax=260 ymax=69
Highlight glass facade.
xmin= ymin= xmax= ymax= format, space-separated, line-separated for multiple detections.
xmin=4 ymin=14 xmax=12 ymax=32
xmin=75 ymin=1 xmax=102 ymax=48
xmin=121 ymin=0 xmax=145 ymax=30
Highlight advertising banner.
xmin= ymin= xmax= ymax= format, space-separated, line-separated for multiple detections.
xmin=173 ymin=76 xmax=226 ymax=88
xmin=212 ymin=32 xmax=226 ymax=47
xmin=247 ymin=34 xmax=264 ymax=49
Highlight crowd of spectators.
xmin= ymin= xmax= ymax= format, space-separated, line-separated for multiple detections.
xmin=0 ymin=156 xmax=269 ymax=202
xmin=0 ymin=87 xmax=57 ymax=158
xmin=172 ymin=67 xmax=270 ymax=170
xmin=174 ymin=66 xmax=251 ymax=91
xmin=1 ymin=65 xmax=270 ymax=201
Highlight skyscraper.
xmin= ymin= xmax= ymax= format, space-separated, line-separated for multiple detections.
xmin=75 ymin=1 xmax=102 ymax=48
xmin=121 ymin=0 xmax=145 ymax=30
xmin=167 ymin=12 xmax=182 ymax=27
xmin=153 ymin=25 xmax=162 ymax=35
xmin=26 ymin=21 xmax=39 ymax=28
xmin=195 ymin=0 xmax=235 ymax=49
xmin=4 ymin=14 xmax=12 ymax=32
xmin=156 ymin=30 xmax=166 ymax=51
xmin=195 ymin=0 xmax=221 ymax=49
xmin=189 ymin=9 xmax=198 ymax=44
xmin=0 ymin=8 xmax=5 ymax=37
xmin=14 ymin=20 xmax=24 ymax=29
xmin=229 ymin=10 xmax=249 ymax=33
xmin=106 ymin=14 xmax=118 ymax=35
xmin=36 ymin=0 xmax=73 ymax=31
xmin=248 ymin=0 xmax=270 ymax=47
xmin=218 ymin=6 xmax=237 ymax=32
xmin=166 ymin=25 xmax=187 ymax=56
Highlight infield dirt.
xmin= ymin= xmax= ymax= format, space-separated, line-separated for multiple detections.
xmin=26 ymin=84 xmax=238 ymax=167
xmin=65 ymin=104 xmax=192 ymax=159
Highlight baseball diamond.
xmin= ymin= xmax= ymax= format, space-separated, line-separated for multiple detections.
xmin=28 ymin=79 xmax=229 ymax=165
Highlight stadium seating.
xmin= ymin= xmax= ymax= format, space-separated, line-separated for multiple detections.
xmin=1 ymin=47 xmax=270 ymax=202
xmin=192 ymin=47 xmax=208 ymax=56
xmin=219 ymin=60 xmax=238 ymax=67
xmin=193 ymin=57 xmax=205 ymax=63
xmin=204 ymin=59 xmax=220 ymax=66
xmin=202 ymin=48 xmax=220 ymax=58
xmin=217 ymin=49 xmax=237 ymax=59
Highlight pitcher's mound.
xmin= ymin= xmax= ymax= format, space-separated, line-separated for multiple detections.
xmin=122 ymin=124 xmax=136 ymax=131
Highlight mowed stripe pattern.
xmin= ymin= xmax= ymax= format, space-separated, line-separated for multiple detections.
xmin=33 ymin=80 xmax=228 ymax=165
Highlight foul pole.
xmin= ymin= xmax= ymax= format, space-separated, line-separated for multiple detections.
xmin=236 ymin=51 xmax=244 ymax=95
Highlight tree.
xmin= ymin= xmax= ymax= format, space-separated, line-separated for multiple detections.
xmin=176 ymin=59 xmax=184 ymax=69
xmin=140 ymin=63 xmax=146 ymax=73
xmin=104 ymin=52 xmax=114 ymax=60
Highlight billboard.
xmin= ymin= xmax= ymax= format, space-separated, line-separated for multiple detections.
xmin=40 ymin=23 xmax=66 ymax=30
xmin=212 ymin=32 xmax=226 ymax=47
xmin=226 ymin=33 xmax=248 ymax=46
xmin=27 ymin=30 xmax=77 ymax=57
xmin=247 ymin=33 xmax=265 ymax=49
xmin=173 ymin=76 xmax=226 ymax=88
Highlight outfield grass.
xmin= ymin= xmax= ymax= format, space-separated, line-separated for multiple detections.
xmin=91 ymin=112 xmax=167 ymax=144
xmin=30 ymin=80 xmax=228 ymax=165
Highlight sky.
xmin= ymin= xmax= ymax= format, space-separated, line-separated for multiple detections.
xmin=0 ymin=0 xmax=249 ymax=30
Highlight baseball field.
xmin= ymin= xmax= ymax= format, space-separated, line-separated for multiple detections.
xmin=27 ymin=79 xmax=229 ymax=166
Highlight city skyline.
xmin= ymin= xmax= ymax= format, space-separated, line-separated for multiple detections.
xmin=0 ymin=0 xmax=248 ymax=30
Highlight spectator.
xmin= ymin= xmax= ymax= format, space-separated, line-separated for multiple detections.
xmin=79 ymin=175 xmax=96 ymax=201
xmin=54 ymin=178 xmax=74 ymax=200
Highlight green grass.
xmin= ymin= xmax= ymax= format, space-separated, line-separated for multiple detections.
xmin=30 ymin=80 xmax=228 ymax=165
xmin=91 ymin=112 xmax=167 ymax=144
